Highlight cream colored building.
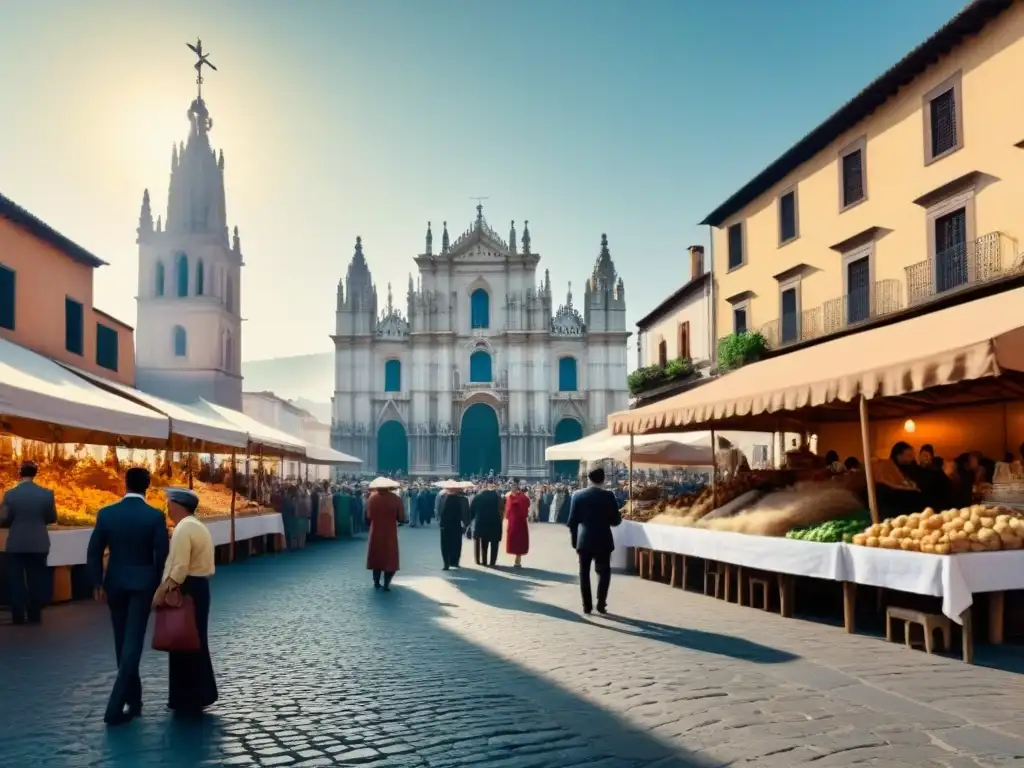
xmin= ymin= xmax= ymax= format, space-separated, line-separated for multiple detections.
xmin=636 ymin=246 xmax=711 ymax=371
xmin=706 ymin=0 xmax=1023 ymax=352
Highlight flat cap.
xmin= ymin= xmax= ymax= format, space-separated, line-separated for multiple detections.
xmin=165 ymin=487 xmax=200 ymax=513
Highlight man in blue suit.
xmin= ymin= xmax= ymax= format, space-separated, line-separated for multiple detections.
xmin=567 ymin=467 xmax=622 ymax=615
xmin=87 ymin=466 xmax=169 ymax=725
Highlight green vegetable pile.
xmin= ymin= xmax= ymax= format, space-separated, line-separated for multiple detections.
xmin=785 ymin=510 xmax=872 ymax=543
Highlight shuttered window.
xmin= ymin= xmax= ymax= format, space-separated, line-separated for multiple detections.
xmin=0 ymin=266 xmax=14 ymax=330
xmin=65 ymin=298 xmax=84 ymax=355
xmin=96 ymin=323 xmax=119 ymax=371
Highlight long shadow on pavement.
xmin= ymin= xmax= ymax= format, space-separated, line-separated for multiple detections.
xmin=447 ymin=566 xmax=798 ymax=665
xmin=0 ymin=537 xmax=721 ymax=768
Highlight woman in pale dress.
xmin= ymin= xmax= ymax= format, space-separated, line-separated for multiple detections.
xmin=528 ymin=486 xmax=539 ymax=522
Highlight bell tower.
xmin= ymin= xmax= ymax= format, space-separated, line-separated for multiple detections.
xmin=134 ymin=40 xmax=244 ymax=409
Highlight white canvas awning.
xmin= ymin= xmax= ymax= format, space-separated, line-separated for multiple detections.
xmin=0 ymin=337 xmax=168 ymax=445
xmin=61 ymin=366 xmax=249 ymax=451
xmin=546 ymin=429 xmax=731 ymax=466
xmin=200 ymin=400 xmax=309 ymax=457
xmin=302 ymin=442 xmax=362 ymax=466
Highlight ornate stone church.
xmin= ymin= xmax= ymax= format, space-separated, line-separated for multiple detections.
xmin=134 ymin=88 xmax=244 ymax=410
xmin=330 ymin=206 xmax=630 ymax=478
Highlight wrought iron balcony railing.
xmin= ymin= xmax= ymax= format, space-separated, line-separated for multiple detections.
xmin=822 ymin=279 xmax=904 ymax=335
xmin=759 ymin=306 xmax=822 ymax=350
xmin=905 ymin=231 xmax=1021 ymax=306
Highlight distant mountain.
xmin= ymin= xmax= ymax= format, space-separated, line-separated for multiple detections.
xmin=242 ymin=352 xmax=333 ymax=402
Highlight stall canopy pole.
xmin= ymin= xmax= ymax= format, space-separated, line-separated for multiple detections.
xmin=859 ymin=395 xmax=880 ymax=525
xmin=229 ymin=449 xmax=237 ymax=563
xmin=710 ymin=429 xmax=719 ymax=507
xmin=187 ymin=443 xmax=194 ymax=490
xmin=628 ymin=433 xmax=634 ymax=508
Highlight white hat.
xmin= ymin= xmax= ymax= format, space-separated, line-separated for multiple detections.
xmin=368 ymin=476 xmax=400 ymax=490
xmin=434 ymin=479 xmax=457 ymax=489
xmin=455 ymin=481 xmax=475 ymax=490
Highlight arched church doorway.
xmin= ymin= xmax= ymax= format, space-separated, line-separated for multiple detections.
xmin=377 ymin=420 xmax=408 ymax=475
xmin=551 ymin=418 xmax=584 ymax=480
xmin=459 ymin=403 xmax=501 ymax=477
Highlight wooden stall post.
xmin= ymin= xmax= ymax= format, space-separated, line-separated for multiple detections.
xmin=858 ymin=395 xmax=879 ymax=525
xmin=229 ymin=448 xmax=237 ymax=563
xmin=710 ymin=430 xmax=719 ymax=507
xmin=187 ymin=445 xmax=194 ymax=490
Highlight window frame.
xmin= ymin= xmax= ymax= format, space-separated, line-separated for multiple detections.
xmin=726 ymin=222 xmax=746 ymax=271
xmin=778 ymin=276 xmax=802 ymax=344
xmin=173 ymin=325 xmax=188 ymax=358
xmin=838 ymin=136 xmax=868 ymax=212
xmin=176 ymin=252 xmax=189 ymax=298
xmin=470 ymin=288 xmax=490 ymax=330
xmin=0 ymin=264 xmax=15 ymax=331
xmin=657 ymin=339 xmax=668 ymax=367
xmin=469 ymin=349 xmax=492 ymax=383
xmin=731 ymin=299 xmax=750 ymax=335
xmin=64 ymin=296 xmax=84 ymax=356
xmin=96 ymin=322 xmax=119 ymax=372
xmin=923 ymin=71 xmax=964 ymax=166
xmin=841 ymin=241 xmax=875 ymax=314
xmin=557 ymin=356 xmax=578 ymax=392
xmin=383 ymin=358 xmax=402 ymax=393
xmin=677 ymin=320 xmax=690 ymax=359
xmin=777 ymin=186 xmax=799 ymax=246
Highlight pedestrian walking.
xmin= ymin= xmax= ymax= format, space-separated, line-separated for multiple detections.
xmin=86 ymin=467 xmax=169 ymax=725
xmin=1 ymin=460 xmax=58 ymax=625
xmin=566 ymin=467 xmax=622 ymax=615
xmin=365 ymin=477 xmax=404 ymax=590
xmin=470 ymin=481 xmax=502 ymax=566
xmin=504 ymin=481 xmax=530 ymax=568
xmin=439 ymin=481 xmax=468 ymax=570
xmin=153 ymin=487 xmax=218 ymax=715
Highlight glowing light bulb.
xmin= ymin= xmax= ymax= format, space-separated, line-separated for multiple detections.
xmin=904 ymin=419 xmax=916 ymax=433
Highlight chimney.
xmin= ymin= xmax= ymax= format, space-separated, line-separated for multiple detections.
xmin=688 ymin=245 xmax=705 ymax=279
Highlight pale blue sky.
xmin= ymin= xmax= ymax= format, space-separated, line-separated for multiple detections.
xmin=0 ymin=0 xmax=965 ymax=364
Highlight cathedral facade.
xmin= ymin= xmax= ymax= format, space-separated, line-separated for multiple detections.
xmin=134 ymin=92 xmax=244 ymax=410
xmin=331 ymin=206 xmax=630 ymax=478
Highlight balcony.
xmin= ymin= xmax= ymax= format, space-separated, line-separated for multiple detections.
xmin=758 ymin=307 xmax=822 ymax=350
xmin=905 ymin=231 xmax=1021 ymax=307
xmin=822 ymin=279 xmax=903 ymax=335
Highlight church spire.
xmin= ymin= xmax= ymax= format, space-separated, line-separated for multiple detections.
xmin=425 ymin=221 xmax=433 ymax=256
xmin=521 ymin=220 xmax=531 ymax=254
xmin=137 ymin=189 xmax=153 ymax=242
xmin=591 ymin=233 xmax=618 ymax=290
xmin=509 ymin=220 xmax=517 ymax=254
xmin=441 ymin=221 xmax=450 ymax=253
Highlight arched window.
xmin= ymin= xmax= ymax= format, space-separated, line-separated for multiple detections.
xmin=225 ymin=274 xmax=234 ymax=313
xmin=173 ymin=325 xmax=187 ymax=357
xmin=470 ymin=288 xmax=489 ymax=329
xmin=384 ymin=359 xmax=401 ymax=392
xmin=558 ymin=356 xmax=578 ymax=392
xmin=223 ymin=332 xmax=233 ymax=372
xmin=469 ymin=350 xmax=492 ymax=383
xmin=155 ymin=262 xmax=165 ymax=296
xmin=196 ymin=260 xmax=205 ymax=296
xmin=176 ymin=253 xmax=189 ymax=297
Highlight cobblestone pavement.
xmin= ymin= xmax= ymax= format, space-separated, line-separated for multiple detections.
xmin=3 ymin=525 xmax=1024 ymax=767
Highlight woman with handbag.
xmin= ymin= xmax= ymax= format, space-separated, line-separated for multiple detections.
xmin=153 ymin=487 xmax=218 ymax=715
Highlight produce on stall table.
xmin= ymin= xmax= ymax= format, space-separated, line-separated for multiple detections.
xmin=698 ymin=483 xmax=861 ymax=536
xmin=786 ymin=509 xmax=872 ymax=543
xmin=850 ymin=505 xmax=1024 ymax=554
xmin=0 ymin=448 xmax=262 ymax=527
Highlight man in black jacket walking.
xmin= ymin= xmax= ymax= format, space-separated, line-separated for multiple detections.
xmin=566 ymin=467 xmax=622 ymax=615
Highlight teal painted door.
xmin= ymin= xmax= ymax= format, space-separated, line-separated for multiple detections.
xmin=377 ymin=420 xmax=409 ymax=475
xmin=459 ymin=403 xmax=501 ymax=476
xmin=551 ymin=418 xmax=584 ymax=480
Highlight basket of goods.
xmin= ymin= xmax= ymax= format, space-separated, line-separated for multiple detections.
xmin=850 ymin=505 xmax=1024 ymax=554
xmin=622 ymin=500 xmax=661 ymax=522
xmin=986 ymin=480 xmax=1024 ymax=506
xmin=786 ymin=509 xmax=872 ymax=543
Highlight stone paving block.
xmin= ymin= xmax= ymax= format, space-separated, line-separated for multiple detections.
xmin=2 ymin=526 xmax=1024 ymax=767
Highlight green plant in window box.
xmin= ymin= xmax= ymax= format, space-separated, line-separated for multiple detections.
xmin=716 ymin=331 xmax=768 ymax=372
xmin=627 ymin=357 xmax=695 ymax=396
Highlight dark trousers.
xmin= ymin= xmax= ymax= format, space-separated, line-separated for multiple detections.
xmin=474 ymin=538 xmax=498 ymax=566
xmin=169 ymin=576 xmax=218 ymax=712
xmin=6 ymin=552 xmax=49 ymax=623
xmin=372 ymin=570 xmax=395 ymax=587
xmin=578 ymin=551 xmax=612 ymax=612
xmin=105 ymin=589 xmax=152 ymax=721
xmin=441 ymin=528 xmax=462 ymax=568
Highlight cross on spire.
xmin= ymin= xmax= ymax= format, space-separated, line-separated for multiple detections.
xmin=186 ymin=38 xmax=218 ymax=100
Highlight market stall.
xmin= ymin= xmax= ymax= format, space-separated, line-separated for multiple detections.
xmin=545 ymin=429 xmax=731 ymax=466
xmin=606 ymin=286 xmax=1024 ymax=661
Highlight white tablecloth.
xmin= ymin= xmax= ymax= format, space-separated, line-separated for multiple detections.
xmin=43 ymin=513 xmax=286 ymax=567
xmin=614 ymin=520 xmax=1024 ymax=623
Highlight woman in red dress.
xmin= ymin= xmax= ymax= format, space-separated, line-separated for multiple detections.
xmin=504 ymin=482 xmax=530 ymax=568
xmin=365 ymin=477 xmax=405 ymax=590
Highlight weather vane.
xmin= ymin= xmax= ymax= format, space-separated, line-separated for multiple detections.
xmin=186 ymin=38 xmax=218 ymax=100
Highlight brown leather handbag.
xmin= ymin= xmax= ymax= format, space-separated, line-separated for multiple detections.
xmin=152 ymin=588 xmax=201 ymax=653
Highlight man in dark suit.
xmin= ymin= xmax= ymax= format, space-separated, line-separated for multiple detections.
xmin=1 ymin=461 xmax=58 ymax=624
xmin=567 ymin=467 xmax=622 ymax=615
xmin=87 ymin=466 xmax=169 ymax=725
